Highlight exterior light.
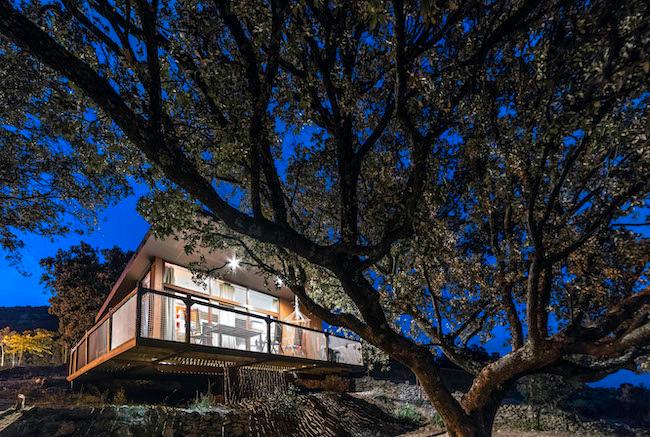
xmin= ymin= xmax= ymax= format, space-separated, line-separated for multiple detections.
xmin=227 ymin=256 xmax=241 ymax=270
xmin=275 ymin=276 xmax=284 ymax=287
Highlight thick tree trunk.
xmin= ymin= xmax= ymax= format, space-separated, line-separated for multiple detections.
xmin=416 ymin=367 xmax=505 ymax=437
xmin=431 ymin=398 xmax=501 ymax=437
xmin=443 ymin=399 xmax=501 ymax=437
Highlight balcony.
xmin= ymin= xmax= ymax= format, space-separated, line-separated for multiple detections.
xmin=68 ymin=287 xmax=363 ymax=382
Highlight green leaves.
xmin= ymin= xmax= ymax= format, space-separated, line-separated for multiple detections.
xmin=40 ymin=242 xmax=132 ymax=346
xmin=0 ymin=39 xmax=133 ymax=265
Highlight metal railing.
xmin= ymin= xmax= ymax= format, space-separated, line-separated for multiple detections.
xmin=69 ymin=287 xmax=363 ymax=376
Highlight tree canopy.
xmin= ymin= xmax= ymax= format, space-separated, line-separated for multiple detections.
xmin=40 ymin=242 xmax=133 ymax=347
xmin=0 ymin=54 xmax=132 ymax=265
xmin=1 ymin=0 xmax=649 ymax=435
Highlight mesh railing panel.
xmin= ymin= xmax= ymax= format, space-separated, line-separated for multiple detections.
xmin=76 ymin=338 xmax=87 ymax=369
xmin=111 ymin=295 xmax=136 ymax=349
xmin=87 ymin=320 xmax=108 ymax=363
xmin=328 ymin=335 xmax=363 ymax=365
xmin=140 ymin=292 xmax=186 ymax=342
xmin=70 ymin=349 xmax=77 ymax=373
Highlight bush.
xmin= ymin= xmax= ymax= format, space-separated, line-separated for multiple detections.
xmin=295 ymin=375 xmax=351 ymax=392
xmin=517 ymin=374 xmax=581 ymax=409
xmin=111 ymin=387 xmax=127 ymax=405
xmin=268 ymin=385 xmax=300 ymax=417
xmin=393 ymin=404 xmax=424 ymax=425
xmin=188 ymin=381 xmax=221 ymax=412
xmin=430 ymin=413 xmax=445 ymax=429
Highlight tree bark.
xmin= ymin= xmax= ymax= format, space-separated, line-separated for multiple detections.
xmin=416 ymin=368 xmax=503 ymax=437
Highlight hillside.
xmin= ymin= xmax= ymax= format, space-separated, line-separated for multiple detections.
xmin=1 ymin=366 xmax=649 ymax=436
xmin=0 ymin=306 xmax=58 ymax=332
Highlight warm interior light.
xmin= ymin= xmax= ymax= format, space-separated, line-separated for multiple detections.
xmin=227 ymin=256 xmax=241 ymax=270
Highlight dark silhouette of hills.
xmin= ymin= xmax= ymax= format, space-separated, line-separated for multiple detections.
xmin=0 ymin=306 xmax=58 ymax=332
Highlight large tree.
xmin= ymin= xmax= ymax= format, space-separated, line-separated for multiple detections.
xmin=40 ymin=242 xmax=132 ymax=348
xmin=1 ymin=0 xmax=649 ymax=435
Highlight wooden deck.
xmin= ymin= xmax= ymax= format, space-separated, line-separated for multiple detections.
xmin=68 ymin=287 xmax=364 ymax=382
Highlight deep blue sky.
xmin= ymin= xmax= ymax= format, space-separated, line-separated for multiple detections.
xmin=0 ymin=187 xmax=149 ymax=307
xmin=0 ymin=186 xmax=647 ymax=387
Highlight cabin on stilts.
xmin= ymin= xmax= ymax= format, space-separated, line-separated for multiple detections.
xmin=67 ymin=231 xmax=364 ymax=395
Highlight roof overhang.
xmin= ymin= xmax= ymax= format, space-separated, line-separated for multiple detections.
xmin=95 ymin=231 xmax=295 ymax=322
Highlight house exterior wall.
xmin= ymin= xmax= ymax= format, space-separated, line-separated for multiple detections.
xmin=279 ymin=297 xmax=323 ymax=331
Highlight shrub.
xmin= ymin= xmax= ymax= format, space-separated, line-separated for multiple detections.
xmin=393 ymin=404 xmax=424 ymax=425
xmin=268 ymin=385 xmax=300 ymax=417
xmin=188 ymin=381 xmax=220 ymax=412
xmin=430 ymin=413 xmax=445 ymax=429
xmin=112 ymin=387 xmax=127 ymax=405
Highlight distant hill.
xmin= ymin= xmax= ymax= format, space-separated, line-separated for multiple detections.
xmin=0 ymin=306 xmax=58 ymax=332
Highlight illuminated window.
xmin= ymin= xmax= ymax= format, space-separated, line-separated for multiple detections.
xmin=163 ymin=262 xmax=279 ymax=314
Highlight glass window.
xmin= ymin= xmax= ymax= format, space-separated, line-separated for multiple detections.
xmin=163 ymin=263 xmax=278 ymax=314
xmin=220 ymin=282 xmax=235 ymax=300
xmin=249 ymin=290 xmax=279 ymax=313
xmin=234 ymin=285 xmax=248 ymax=306
xmin=210 ymin=280 xmax=246 ymax=305
xmin=164 ymin=263 xmax=209 ymax=293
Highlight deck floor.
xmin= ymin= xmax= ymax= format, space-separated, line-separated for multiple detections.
xmin=68 ymin=337 xmax=363 ymax=382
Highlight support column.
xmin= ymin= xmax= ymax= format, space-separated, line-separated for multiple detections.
xmin=185 ymin=297 xmax=192 ymax=344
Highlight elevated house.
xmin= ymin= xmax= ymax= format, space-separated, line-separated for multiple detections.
xmin=67 ymin=232 xmax=363 ymax=383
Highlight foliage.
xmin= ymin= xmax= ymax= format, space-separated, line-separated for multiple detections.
xmin=321 ymin=375 xmax=350 ymax=393
xmin=430 ymin=413 xmax=446 ymax=430
xmin=111 ymin=387 xmax=128 ymax=405
xmin=40 ymin=242 xmax=133 ymax=347
xmin=1 ymin=329 xmax=54 ymax=366
xmin=517 ymin=375 xmax=581 ymax=409
xmin=0 ymin=47 xmax=132 ymax=266
xmin=393 ymin=404 xmax=424 ymax=426
xmin=517 ymin=374 xmax=582 ymax=430
xmin=267 ymin=385 xmax=301 ymax=419
xmin=1 ymin=0 xmax=649 ymax=434
xmin=188 ymin=381 xmax=221 ymax=412
xmin=567 ymin=385 xmax=650 ymax=424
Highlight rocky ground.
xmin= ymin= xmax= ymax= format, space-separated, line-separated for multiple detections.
xmin=353 ymin=376 xmax=650 ymax=437
xmin=0 ymin=367 xmax=649 ymax=436
xmin=0 ymin=394 xmax=415 ymax=437
xmin=0 ymin=366 xmax=68 ymax=410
